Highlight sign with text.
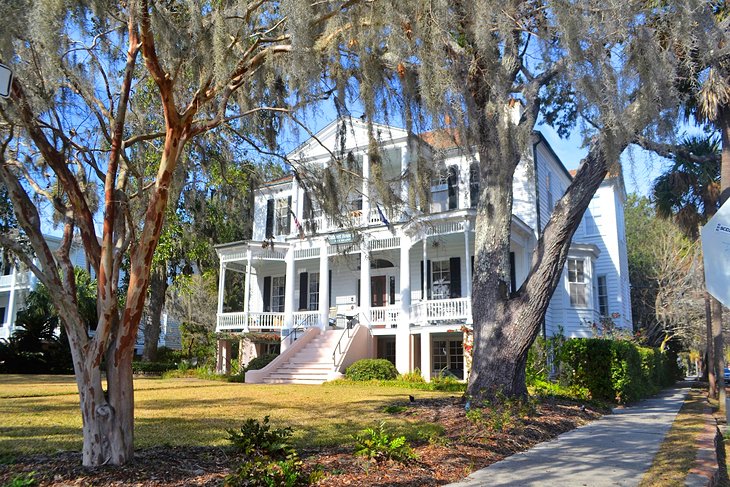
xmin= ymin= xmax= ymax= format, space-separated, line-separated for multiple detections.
xmin=702 ymin=200 xmax=730 ymax=308
xmin=0 ymin=63 xmax=12 ymax=98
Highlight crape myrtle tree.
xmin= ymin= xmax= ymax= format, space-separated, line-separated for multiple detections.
xmin=0 ymin=0 xmax=351 ymax=466
xmin=287 ymin=0 xmax=718 ymax=400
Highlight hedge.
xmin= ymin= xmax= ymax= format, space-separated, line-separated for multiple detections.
xmin=131 ymin=361 xmax=177 ymax=375
xmin=560 ymin=338 xmax=676 ymax=404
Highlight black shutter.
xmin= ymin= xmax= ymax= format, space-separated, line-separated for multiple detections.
xmin=421 ymin=260 xmax=432 ymax=299
xmin=389 ymin=276 xmax=396 ymax=305
xmin=285 ymin=195 xmax=292 ymax=234
xmin=303 ymin=192 xmax=313 ymax=219
xmin=265 ymin=199 xmax=274 ymax=238
xmin=509 ymin=252 xmax=517 ymax=293
xmin=299 ymin=272 xmax=309 ymax=310
xmin=263 ymin=276 xmax=272 ymax=312
xmin=449 ymin=257 xmax=461 ymax=298
xmin=329 ymin=270 xmax=332 ymax=307
xmin=447 ymin=166 xmax=459 ymax=210
xmin=357 ymin=279 xmax=360 ymax=306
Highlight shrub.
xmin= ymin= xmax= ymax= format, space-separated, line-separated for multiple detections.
xmin=398 ymin=369 xmax=425 ymax=383
xmin=155 ymin=347 xmax=183 ymax=364
xmin=225 ymin=453 xmax=316 ymax=487
xmin=131 ymin=361 xmax=177 ymax=375
xmin=345 ymin=359 xmax=398 ymax=381
xmin=353 ymin=422 xmax=415 ymax=463
xmin=561 ymin=338 xmax=676 ymax=404
xmin=4 ymin=472 xmax=36 ymax=487
xmin=227 ymin=416 xmax=294 ymax=459
xmin=245 ymin=353 xmax=279 ymax=372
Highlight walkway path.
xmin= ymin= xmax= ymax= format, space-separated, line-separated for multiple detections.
xmin=446 ymin=386 xmax=689 ymax=487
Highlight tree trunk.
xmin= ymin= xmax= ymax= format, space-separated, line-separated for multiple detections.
xmin=468 ymin=140 xmax=612 ymax=402
xmin=142 ymin=264 xmax=167 ymax=362
xmin=706 ymin=292 xmax=717 ymax=397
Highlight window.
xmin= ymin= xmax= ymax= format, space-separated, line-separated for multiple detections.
xmin=432 ymin=337 xmax=464 ymax=379
xmin=271 ymin=276 xmax=286 ymax=312
xmin=585 ymin=202 xmax=601 ymax=235
xmin=430 ymin=165 xmax=458 ymax=212
xmin=568 ymin=259 xmax=587 ymax=307
xmin=597 ymin=275 xmax=609 ymax=316
xmin=0 ymin=307 xmax=5 ymax=326
xmin=308 ymin=272 xmax=319 ymax=310
xmin=431 ymin=260 xmax=451 ymax=300
xmin=469 ymin=163 xmax=480 ymax=207
xmin=274 ymin=198 xmax=291 ymax=235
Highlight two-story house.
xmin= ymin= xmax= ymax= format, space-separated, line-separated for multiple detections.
xmin=214 ymin=117 xmax=632 ymax=383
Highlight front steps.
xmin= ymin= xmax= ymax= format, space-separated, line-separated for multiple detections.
xmin=262 ymin=330 xmax=343 ymax=384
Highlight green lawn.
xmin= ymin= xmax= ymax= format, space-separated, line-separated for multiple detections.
xmin=0 ymin=375 xmax=451 ymax=456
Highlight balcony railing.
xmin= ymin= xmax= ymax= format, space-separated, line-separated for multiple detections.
xmin=369 ymin=306 xmax=400 ymax=328
xmin=293 ymin=311 xmax=320 ymax=328
xmin=218 ymin=298 xmax=472 ymax=332
xmin=217 ymin=312 xmax=286 ymax=331
xmin=411 ymin=298 xmax=471 ymax=324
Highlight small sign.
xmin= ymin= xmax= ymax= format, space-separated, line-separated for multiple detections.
xmin=702 ymin=200 xmax=730 ymax=308
xmin=0 ymin=63 xmax=12 ymax=98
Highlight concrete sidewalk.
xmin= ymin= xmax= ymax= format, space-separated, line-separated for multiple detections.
xmin=446 ymin=386 xmax=689 ymax=487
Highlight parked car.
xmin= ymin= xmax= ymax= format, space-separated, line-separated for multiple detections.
xmin=723 ymin=368 xmax=730 ymax=381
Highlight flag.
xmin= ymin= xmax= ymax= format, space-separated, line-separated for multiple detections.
xmin=290 ymin=209 xmax=305 ymax=238
xmin=376 ymin=204 xmax=390 ymax=227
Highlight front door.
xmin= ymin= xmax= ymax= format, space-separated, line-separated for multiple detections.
xmin=371 ymin=276 xmax=387 ymax=307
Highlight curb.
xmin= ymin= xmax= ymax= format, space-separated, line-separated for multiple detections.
xmin=685 ymin=401 xmax=723 ymax=487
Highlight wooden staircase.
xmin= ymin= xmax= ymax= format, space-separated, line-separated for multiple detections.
xmin=262 ymin=330 xmax=342 ymax=384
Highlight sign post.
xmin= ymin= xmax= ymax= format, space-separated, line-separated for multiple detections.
xmin=0 ymin=63 xmax=12 ymax=98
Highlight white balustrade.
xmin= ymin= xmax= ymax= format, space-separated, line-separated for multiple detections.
xmin=293 ymin=311 xmax=320 ymax=328
xmin=369 ymin=306 xmax=401 ymax=328
xmin=410 ymin=298 xmax=471 ymax=324
xmin=216 ymin=311 xmax=286 ymax=331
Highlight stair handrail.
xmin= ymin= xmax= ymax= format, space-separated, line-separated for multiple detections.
xmin=332 ymin=314 xmax=363 ymax=368
xmin=283 ymin=313 xmax=320 ymax=347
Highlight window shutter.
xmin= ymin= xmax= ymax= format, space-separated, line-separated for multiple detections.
xmin=299 ymin=272 xmax=308 ymax=310
xmin=265 ymin=199 xmax=274 ymax=239
xmin=263 ymin=276 xmax=272 ymax=312
xmin=357 ymin=279 xmax=360 ymax=307
xmin=421 ymin=260 xmax=432 ymax=299
xmin=447 ymin=166 xmax=459 ymax=210
xmin=509 ymin=252 xmax=517 ymax=293
xmin=449 ymin=257 xmax=461 ymax=298
xmin=285 ymin=195 xmax=293 ymax=234
xmin=329 ymin=270 xmax=332 ymax=307
xmin=303 ymin=192 xmax=313 ymax=219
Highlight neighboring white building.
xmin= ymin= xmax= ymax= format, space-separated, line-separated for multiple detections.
xmin=214 ymin=118 xmax=632 ymax=383
xmin=1 ymin=236 xmax=182 ymax=353
xmin=0 ymin=235 xmax=87 ymax=341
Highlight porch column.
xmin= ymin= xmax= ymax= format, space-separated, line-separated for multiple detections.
xmin=217 ymin=261 xmax=227 ymax=330
xmin=283 ymin=248 xmax=295 ymax=349
xmin=421 ymin=330 xmax=432 ymax=382
xmin=362 ymin=153 xmax=370 ymax=226
xmin=360 ymin=240 xmax=371 ymax=326
xmin=319 ymin=239 xmax=330 ymax=330
xmin=396 ymin=236 xmax=411 ymax=374
xmin=216 ymin=339 xmax=232 ymax=374
xmin=243 ymin=248 xmax=252 ymax=332
xmin=421 ymin=237 xmax=428 ymax=300
xmin=464 ymin=219 xmax=473 ymax=324
xmin=6 ymin=266 xmax=17 ymax=329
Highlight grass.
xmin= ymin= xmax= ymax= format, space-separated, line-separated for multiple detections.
xmin=638 ymin=388 xmax=708 ymax=487
xmin=0 ymin=375 xmax=452 ymax=456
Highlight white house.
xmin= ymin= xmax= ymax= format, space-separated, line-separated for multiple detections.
xmin=214 ymin=118 xmax=632 ymax=383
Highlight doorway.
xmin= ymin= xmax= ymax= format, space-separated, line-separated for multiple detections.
xmin=371 ymin=276 xmax=387 ymax=307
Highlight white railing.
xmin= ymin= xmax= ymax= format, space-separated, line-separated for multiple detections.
xmin=216 ymin=311 xmax=286 ymax=331
xmin=411 ymin=298 xmax=471 ymax=324
xmin=293 ymin=311 xmax=320 ymax=328
xmin=369 ymin=306 xmax=400 ymax=328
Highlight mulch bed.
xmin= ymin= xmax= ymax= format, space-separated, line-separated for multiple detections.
xmin=0 ymin=396 xmax=606 ymax=486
